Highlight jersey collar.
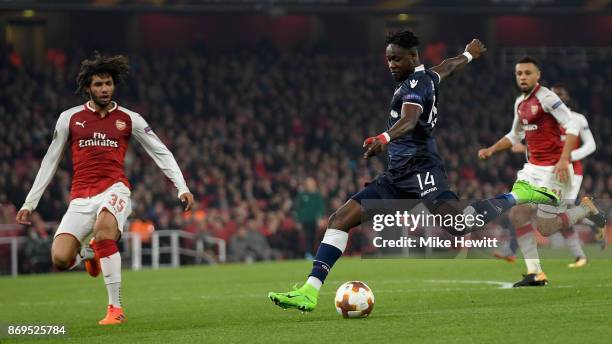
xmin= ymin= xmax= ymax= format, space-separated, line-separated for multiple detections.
xmin=85 ymin=101 xmax=118 ymax=114
xmin=396 ymin=65 xmax=425 ymax=84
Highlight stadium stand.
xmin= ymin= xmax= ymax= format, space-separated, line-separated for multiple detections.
xmin=1 ymin=43 xmax=610 ymax=271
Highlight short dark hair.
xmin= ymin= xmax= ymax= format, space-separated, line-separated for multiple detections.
xmin=517 ymin=56 xmax=539 ymax=68
xmin=385 ymin=30 xmax=420 ymax=50
xmin=75 ymin=52 xmax=130 ymax=95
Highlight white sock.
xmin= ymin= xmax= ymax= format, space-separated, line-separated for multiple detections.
xmin=68 ymin=243 xmax=95 ymax=270
xmin=565 ymin=230 xmax=586 ymax=259
xmin=509 ymin=192 xmax=519 ymax=203
xmin=517 ymin=230 xmax=542 ymax=274
xmin=68 ymin=254 xmax=84 ymax=270
xmin=565 ymin=205 xmax=589 ymax=226
xmin=100 ymin=252 xmax=122 ymax=308
xmin=306 ymin=276 xmax=323 ymax=290
xmin=321 ymin=228 xmax=349 ymax=252
xmin=582 ymin=218 xmax=595 ymax=226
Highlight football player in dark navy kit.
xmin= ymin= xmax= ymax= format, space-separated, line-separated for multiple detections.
xmin=268 ymin=30 xmax=561 ymax=313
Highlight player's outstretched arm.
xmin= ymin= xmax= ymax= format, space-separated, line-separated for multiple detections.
xmin=17 ymin=113 xmax=70 ymax=224
xmin=129 ymin=112 xmax=194 ymax=210
xmin=478 ymin=136 xmax=512 ymax=160
xmin=480 ymin=107 xmax=523 ymax=160
xmin=431 ymin=39 xmax=487 ymax=81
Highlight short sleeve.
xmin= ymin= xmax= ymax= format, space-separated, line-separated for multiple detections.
xmin=400 ymin=78 xmax=430 ymax=111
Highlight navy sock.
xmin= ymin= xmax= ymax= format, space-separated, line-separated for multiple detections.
xmin=469 ymin=193 xmax=516 ymax=224
xmin=309 ymin=243 xmax=343 ymax=284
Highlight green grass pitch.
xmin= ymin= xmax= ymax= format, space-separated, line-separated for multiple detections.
xmin=1 ymin=255 xmax=611 ymax=343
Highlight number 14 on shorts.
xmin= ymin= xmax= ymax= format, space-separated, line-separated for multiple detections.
xmin=416 ymin=171 xmax=436 ymax=191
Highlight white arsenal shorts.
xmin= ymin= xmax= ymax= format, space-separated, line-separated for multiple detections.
xmin=565 ymin=174 xmax=583 ymax=204
xmin=54 ymin=182 xmax=132 ymax=244
xmin=515 ymin=163 xmax=576 ymax=216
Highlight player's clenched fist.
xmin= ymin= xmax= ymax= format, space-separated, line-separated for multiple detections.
xmin=465 ymin=39 xmax=487 ymax=59
xmin=478 ymin=147 xmax=493 ymax=160
xmin=363 ymin=133 xmax=389 ymax=159
xmin=16 ymin=209 xmax=32 ymax=225
xmin=179 ymin=192 xmax=195 ymax=211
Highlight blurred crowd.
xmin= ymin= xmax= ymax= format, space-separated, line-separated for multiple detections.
xmin=1 ymin=43 xmax=610 ymax=268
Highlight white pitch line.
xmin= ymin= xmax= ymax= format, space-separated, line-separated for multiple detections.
xmin=425 ymin=279 xmax=515 ymax=289
xmin=425 ymin=279 xmax=579 ymax=289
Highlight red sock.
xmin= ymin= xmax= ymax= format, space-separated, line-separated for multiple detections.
xmin=558 ymin=213 xmax=570 ymax=229
xmin=94 ymin=239 xmax=118 ymax=258
xmin=516 ymin=223 xmax=533 ymax=237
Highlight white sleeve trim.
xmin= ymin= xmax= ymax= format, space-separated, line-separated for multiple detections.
xmin=21 ymin=107 xmax=78 ymax=211
xmin=432 ymin=70 xmax=442 ymax=83
xmin=123 ymin=107 xmax=190 ymax=198
xmin=402 ymin=102 xmax=424 ymax=112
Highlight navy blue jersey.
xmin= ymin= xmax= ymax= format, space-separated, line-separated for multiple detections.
xmin=387 ymin=65 xmax=444 ymax=176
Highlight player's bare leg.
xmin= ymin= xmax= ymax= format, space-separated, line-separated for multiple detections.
xmin=93 ymin=209 xmax=125 ymax=325
xmin=268 ymin=199 xmax=363 ymax=312
xmin=51 ymin=233 xmax=95 ymax=271
xmin=51 ymin=234 xmax=80 ymax=270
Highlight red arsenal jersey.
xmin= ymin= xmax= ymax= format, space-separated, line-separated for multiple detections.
xmin=68 ymin=102 xmax=132 ymax=199
xmin=21 ymin=101 xmax=190 ymax=211
xmin=505 ymin=84 xmax=580 ymax=166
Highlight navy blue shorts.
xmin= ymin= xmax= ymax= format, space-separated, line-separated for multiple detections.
xmin=351 ymin=166 xmax=457 ymax=203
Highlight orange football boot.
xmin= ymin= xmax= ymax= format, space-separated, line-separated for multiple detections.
xmin=493 ymin=251 xmax=517 ymax=263
xmin=98 ymin=305 xmax=126 ymax=325
xmin=84 ymin=238 xmax=101 ymax=277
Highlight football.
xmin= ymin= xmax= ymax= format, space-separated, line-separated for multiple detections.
xmin=334 ymin=281 xmax=375 ymax=318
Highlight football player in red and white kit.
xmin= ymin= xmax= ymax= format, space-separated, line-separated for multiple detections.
xmin=507 ymin=85 xmax=599 ymax=270
xmin=15 ymin=54 xmax=194 ymax=324
xmin=478 ymin=56 xmax=605 ymax=287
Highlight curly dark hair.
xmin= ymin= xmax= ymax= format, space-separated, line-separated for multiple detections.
xmin=385 ymin=30 xmax=420 ymax=50
xmin=75 ymin=52 xmax=130 ymax=96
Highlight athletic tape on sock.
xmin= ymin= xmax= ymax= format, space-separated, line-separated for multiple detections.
xmin=321 ymin=229 xmax=349 ymax=252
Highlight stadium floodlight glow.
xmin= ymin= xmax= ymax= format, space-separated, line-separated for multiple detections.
xmin=397 ymin=13 xmax=409 ymax=21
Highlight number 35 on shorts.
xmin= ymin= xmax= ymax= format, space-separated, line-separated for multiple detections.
xmin=108 ymin=193 xmax=127 ymax=213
